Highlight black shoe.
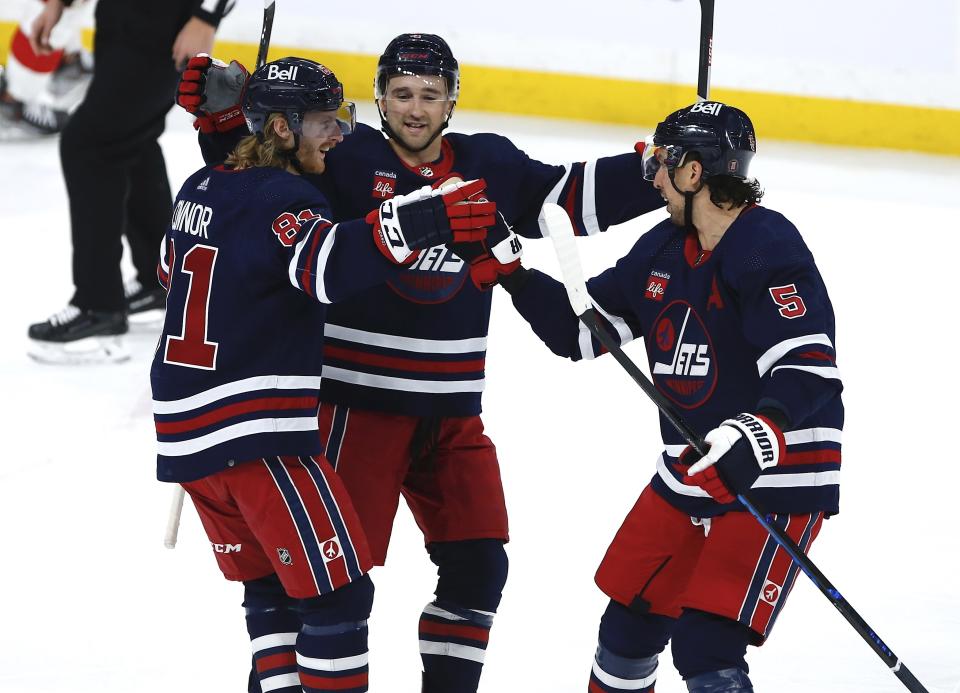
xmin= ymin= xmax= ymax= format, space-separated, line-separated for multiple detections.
xmin=125 ymin=279 xmax=166 ymax=315
xmin=29 ymin=304 xmax=128 ymax=342
xmin=27 ymin=305 xmax=130 ymax=364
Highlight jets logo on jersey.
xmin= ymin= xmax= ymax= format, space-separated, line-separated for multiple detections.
xmin=372 ymin=170 xmax=397 ymax=199
xmin=321 ymin=539 xmax=342 ymax=562
xmin=761 ymin=580 xmax=781 ymax=605
xmin=649 ymin=300 xmax=717 ymax=409
xmin=387 ymin=244 xmax=468 ymax=304
xmin=645 ymin=270 xmax=670 ymax=301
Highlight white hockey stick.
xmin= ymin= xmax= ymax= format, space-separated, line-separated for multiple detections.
xmin=163 ymin=485 xmax=186 ymax=549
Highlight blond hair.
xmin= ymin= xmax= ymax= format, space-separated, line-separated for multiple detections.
xmin=225 ymin=113 xmax=295 ymax=170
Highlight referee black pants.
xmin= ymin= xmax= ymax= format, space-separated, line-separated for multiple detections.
xmin=60 ymin=0 xmax=191 ymax=312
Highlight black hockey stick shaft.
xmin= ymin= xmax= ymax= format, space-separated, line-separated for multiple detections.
xmin=542 ymin=204 xmax=928 ymax=692
xmin=256 ymin=0 xmax=276 ymax=70
xmin=698 ymin=0 xmax=714 ymax=101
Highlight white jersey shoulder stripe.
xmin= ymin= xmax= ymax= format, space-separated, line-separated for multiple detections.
xmin=756 ymin=333 xmax=833 ymax=377
xmin=312 ymin=222 xmax=338 ymax=304
xmin=582 ymin=159 xmax=600 ymax=236
xmin=153 ymin=375 xmax=323 ymax=414
xmin=324 ymin=323 xmax=487 ymax=354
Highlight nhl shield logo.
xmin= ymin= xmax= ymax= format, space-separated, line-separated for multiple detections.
xmin=277 ymin=548 xmax=293 ymax=566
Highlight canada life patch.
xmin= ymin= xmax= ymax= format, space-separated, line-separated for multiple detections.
xmin=649 ymin=300 xmax=717 ymax=409
xmin=372 ymin=170 xmax=397 ymax=199
xmin=645 ymin=270 xmax=670 ymax=301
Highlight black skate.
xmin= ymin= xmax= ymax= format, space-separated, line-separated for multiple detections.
xmin=124 ymin=279 xmax=166 ymax=328
xmin=27 ymin=304 xmax=130 ymax=364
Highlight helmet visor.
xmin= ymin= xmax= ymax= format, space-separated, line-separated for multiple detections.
xmin=641 ymin=135 xmax=687 ymax=181
xmin=301 ymin=101 xmax=356 ymax=137
xmin=375 ymin=68 xmax=459 ymax=101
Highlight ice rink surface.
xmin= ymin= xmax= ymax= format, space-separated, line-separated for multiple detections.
xmin=1 ymin=102 xmax=959 ymax=692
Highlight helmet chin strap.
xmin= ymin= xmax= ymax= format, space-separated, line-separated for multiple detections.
xmin=668 ymin=168 xmax=704 ymax=234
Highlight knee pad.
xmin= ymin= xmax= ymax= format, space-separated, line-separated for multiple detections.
xmin=671 ymin=609 xmax=752 ymax=681
xmin=427 ymin=539 xmax=508 ymax=613
xmin=598 ymin=599 xmax=674 ymax=658
xmin=243 ymin=573 xmax=293 ymax=613
xmin=298 ymin=573 xmax=375 ymax=628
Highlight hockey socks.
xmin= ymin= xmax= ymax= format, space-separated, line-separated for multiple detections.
xmin=589 ymin=646 xmax=658 ymax=693
xmin=418 ymin=600 xmax=494 ymax=693
xmin=244 ymin=575 xmax=301 ymax=693
xmin=297 ymin=574 xmax=374 ymax=693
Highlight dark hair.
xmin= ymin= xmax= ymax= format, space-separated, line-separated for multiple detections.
xmin=705 ymin=175 xmax=764 ymax=207
xmin=683 ymin=151 xmax=763 ymax=207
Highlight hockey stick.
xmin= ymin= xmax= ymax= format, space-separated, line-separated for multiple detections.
xmin=541 ymin=202 xmax=929 ymax=693
xmin=255 ymin=0 xmax=276 ymax=71
xmin=697 ymin=0 xmax=714 ymax=102
xmin=163 ymin=485 xmax=186 ymax=549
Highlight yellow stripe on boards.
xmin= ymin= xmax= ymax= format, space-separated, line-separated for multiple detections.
xmin=1 ymin=24 xmax=956 ymax=156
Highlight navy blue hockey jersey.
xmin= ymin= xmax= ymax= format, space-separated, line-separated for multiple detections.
xmin=151 ymin=165 xmax=403 ymax=483
xmin=510 ymin=206 xmax=843 ymax=516
xmin=312 ymin=124 xmax=665 ymax=417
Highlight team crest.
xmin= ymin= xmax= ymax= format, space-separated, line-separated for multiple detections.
xmin=645 ymin=270 xmax=670 ymax=301
xmin=322 ymin=539 xmax=342 ymax=562
xmin=387 ymin=244 xmax=468 ymax=303
xmin=649 ymin=300 xmax=717 ymax=409
xmin=277 ymin=548 xmax=293 ymax=566
xmin=761 ymin=580 xmax=781 ymax=605
xmin=372 ymin=170 xmax=397 ymax=199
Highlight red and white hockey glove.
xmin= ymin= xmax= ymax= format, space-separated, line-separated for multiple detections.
xmin=370 ymin=179 xmax=495 ymax=265
xmin=177 ymin=54 xmax=249 ymax=134
xmin=448 ymin=211 xmax=523 ymax=291
xmin=681 ymin=411 xmax=786 ymax=504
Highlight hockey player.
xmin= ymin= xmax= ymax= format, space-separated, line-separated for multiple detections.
xmin=498 ymin=102 xmax=843 ymax=692
xmin=177 ymin=34 xmax=665 ymax=692
xmin=152 ymin=57 xmax=495 ymax=693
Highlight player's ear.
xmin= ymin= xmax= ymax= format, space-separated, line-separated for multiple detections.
xmin=272 ymin=115 xmax=291 ymax=139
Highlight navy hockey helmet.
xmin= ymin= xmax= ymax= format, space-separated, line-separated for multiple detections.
xmin=242 ymin=57 xmax=356 ymax=138
xmin=641 ymin=101 xmax=756 ymax=181
xmin=374 ymin=33 xmax=460 ymax=100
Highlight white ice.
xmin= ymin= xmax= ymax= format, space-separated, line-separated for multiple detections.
xmin=1 ymin=102 xmax=958 ymax=692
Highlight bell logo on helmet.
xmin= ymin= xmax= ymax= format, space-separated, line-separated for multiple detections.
xmin=690 ymin=101 xmax=723 ymax=116
xmin=266 ymin=64 xmax=299 ymax=81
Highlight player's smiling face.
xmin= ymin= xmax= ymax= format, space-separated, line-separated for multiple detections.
xmin=295 ymin=110 xmax=345 ymax=174
xmin=379 ymin=74 xmax=453 ymax=159
xmin=654 ymin=159 xmax=699 ymax=226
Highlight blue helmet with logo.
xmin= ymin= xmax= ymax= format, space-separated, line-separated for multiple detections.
xmin=642 ymin=101 xmax=756 ymax=181
xmin=242 ymin=57 xmax=355 ymax=138
xmin=374 ymin=33 xmax=460 ymax=100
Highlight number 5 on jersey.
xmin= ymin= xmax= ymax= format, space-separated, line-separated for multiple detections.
xmin=769 ymin=283 xmax=807 ymax=319
xmin=165 ymin=241 xmax=220 ymax=370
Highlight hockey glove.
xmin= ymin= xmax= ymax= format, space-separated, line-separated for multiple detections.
xmin=370 ymin=179 xmax=495 ymax=265
xmin=177 ymin=54 xmax=249 ymax=134
xmin=448 ymin=212 xmax=523 ymax=291
xmin=682 ymin=411 xmax=786 ymax=504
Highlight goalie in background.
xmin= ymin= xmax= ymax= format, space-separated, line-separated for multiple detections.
xmin=497 ymin=102 xmax=843 ymax=692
